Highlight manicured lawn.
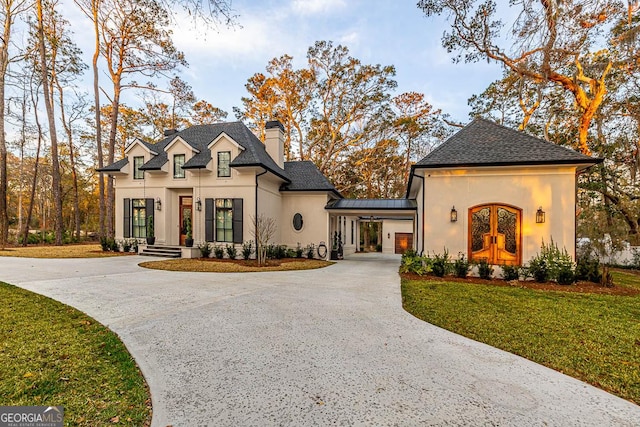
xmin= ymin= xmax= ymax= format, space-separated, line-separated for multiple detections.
xmin=401 ymin=270 xmax=640 ymax=405
xmin=0 ymin=282 xmax=151 ymax=426
xmin=0 ymin=244 xmax=127 ymax=258
xmin=140 ymin=257 xmax=334 ymax=272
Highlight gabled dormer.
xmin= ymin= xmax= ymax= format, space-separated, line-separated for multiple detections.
xmin=162 ymin=136 xmax=200 ymax=179
xmin=202 ymin=132 xmax=245 ymax=178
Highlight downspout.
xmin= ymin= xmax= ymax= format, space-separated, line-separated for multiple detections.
xmin=413 ymin=173 xmax=426 ymax=255
xmin=255 ymin=168 xmax=268 ymax=253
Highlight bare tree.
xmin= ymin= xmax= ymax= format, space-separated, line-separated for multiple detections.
xmin=251 ymin=214 xmax=277 ymax=265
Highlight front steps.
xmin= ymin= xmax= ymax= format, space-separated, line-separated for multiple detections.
xmin=140 ymin=245 xmax=182 ymax=258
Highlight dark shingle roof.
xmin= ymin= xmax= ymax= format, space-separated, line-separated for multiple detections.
xmin=281 ymin=161 xmax=341 ymax=197
xmin=325 ymin=199 xmax=417 ymax=210
xmin=96 ymin=157 xmax=128 ymax=172
xmin=102 ymin=121 xmax=290 ymax=181
xmin=415 ymin=118 xmax=601 ymax=168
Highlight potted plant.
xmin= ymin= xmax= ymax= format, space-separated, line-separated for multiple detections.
xmin=330 ymin=231 xmax=339 ymax=260
xmin=184 ymin=216 xmax=193 ymax=247
xmin=146 ymin=216 xmax=155 ymax=245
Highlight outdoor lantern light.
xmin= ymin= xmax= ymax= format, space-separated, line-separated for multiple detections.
xmin=196 ymin=197 xmax=202 ymax=211
xmin=536 ymin=206 xmax=545 ymax=223
xmin=155 ymin=197 xmax=162 ymax=211
xmin=450 ymin=206 xmax=458 ymax=222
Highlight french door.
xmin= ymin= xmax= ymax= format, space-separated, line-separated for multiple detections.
xmin=468 ymin=204 xmax=521 ymax=265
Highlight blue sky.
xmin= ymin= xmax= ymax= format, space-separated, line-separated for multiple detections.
xmin=164 ymin=0 xmax=504 ymax=123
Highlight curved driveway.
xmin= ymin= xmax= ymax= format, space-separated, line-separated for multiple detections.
xmin=1 ymin=253 xmax=638 ymax=426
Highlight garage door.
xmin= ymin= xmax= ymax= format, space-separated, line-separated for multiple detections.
xmin=395 ymin=233 xmax=413 ymax=254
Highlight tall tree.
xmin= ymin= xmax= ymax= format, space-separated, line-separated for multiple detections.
xmin=98 ymin=0 xmax=186 ymax=237
xmin=417 ymin=0 xmax=630 ymax=155
xmin=0 ymin=0 xmax=30 ymax=248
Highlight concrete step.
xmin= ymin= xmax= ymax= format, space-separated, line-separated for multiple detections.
xmin=141 ymin=245 xmax=182 ymax=258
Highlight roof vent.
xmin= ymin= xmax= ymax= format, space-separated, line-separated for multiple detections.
xmin=163 ymin=128 xmax=178 ymax=137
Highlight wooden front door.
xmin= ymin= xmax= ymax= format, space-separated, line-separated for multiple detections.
xmin=395 ymin=233 xmax=413 ymax=254
xmin=468 ymin=204 xmax=521 ymax=265
xmin=179 ymin=196 xmax=192 ymax=246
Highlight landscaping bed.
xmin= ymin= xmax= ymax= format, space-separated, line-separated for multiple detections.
xmin=0 ymin=244 xmax=131 ymax=258
xmin=139 ymin=257 xmax=333 ymax=273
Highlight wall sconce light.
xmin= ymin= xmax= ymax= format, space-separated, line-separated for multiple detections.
xmin=450 ymin=206 xmax=458 ymax=222
xmin=387 ymin=232 xmax=390 ymax=239
xmin=196 ymin=197 xmax=202 ymax=211
xmin=536 ymin=206 xmax=545 ymax=223
xmin=155 ymin=197 xmax=162 ymax=211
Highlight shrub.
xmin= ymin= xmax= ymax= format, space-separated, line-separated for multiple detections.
xmin=575 ymin=244 xmax=602 ymax=283
xmin=242 ymin=241 xmax=253 ymax=260
xmin=225 ymin=244 xmax=238 ymax=260
xmin=214 ymin=245 xmax=224 ymax=259
xmin=198 ymin=242 xmax=212 ymax=258
xmin=121 ymin=239 xmax=132 ymax=253
xmin=275 ymin=245 xmax=287 ymax=259
xmin=400 ymin=252 xmax=430 ymax=276
xmin=306 ymin=244 xmax=315 ymax=259
xmin=501 ymin=264 xmax=520 ymax=281
xmin=130 ymin=239 xmax=139 ymax=253
xmin=431 ymin=249 xmax=450 ymax=277
xmin=100 ymin=237 xmax=109 ymax=251
xmin=453 ymin=253 xmax=470 ymax=278
xmin=476 ymin=258 xmax=494 ymax=280
xmin=286 ymin=248 xmax=297 ymax=258
xmin=528 ymin=239 xmax=575 ymax=283
xmin=295 ymin=243 xmax=303 ymax=258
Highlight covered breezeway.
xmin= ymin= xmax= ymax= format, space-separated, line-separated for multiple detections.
xmin=324 ymin=199 xmax=417 ymax=259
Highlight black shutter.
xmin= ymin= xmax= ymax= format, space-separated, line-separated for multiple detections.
xmin=123 ymin=198 xmax=131 ymax=238
xmin=232 ymin=198 xmax=243 ymax=244
xmin=205 ymin=198 xmax=214 ymax=242
xmin=146 ymin=198 xmax=154 ymax=237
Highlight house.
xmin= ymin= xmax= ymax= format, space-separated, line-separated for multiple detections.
xmin=99 ymin=117 xmax=600 ymax=263
xmin=98 ymin=121 xmax=344 ymax=257
xmin=406 ymin=118 xmax=601 ymax=264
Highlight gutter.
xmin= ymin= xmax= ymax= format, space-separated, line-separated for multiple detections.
xmin=413 ymin=173 xmax=425 ymax=255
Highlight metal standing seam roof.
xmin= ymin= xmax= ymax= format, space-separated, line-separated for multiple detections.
xmin=325 ymin=199 xmax=417 ymax=210
xmin=415 ymin=118 xmax=602 ymax=168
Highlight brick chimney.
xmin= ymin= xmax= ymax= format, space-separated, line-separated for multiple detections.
xmin=265 ymin=120 xmax=285 ymax=169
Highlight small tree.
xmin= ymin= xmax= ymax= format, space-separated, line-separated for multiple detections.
xmin=251 ymin=214 xmax=277 ymax=265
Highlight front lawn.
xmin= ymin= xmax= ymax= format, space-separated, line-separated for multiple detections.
xmin=401 ymin=269 xmax=640 ymax=405
xmin=0 ymin=282 xmax=151 ymax=425
xmin=0 ymin=244 xmax=127 ymax=258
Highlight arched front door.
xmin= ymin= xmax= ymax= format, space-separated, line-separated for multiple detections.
xmin=468 ymin=204 xmax=521 ymax=265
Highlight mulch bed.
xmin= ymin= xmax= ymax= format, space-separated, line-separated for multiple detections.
xmin=199 ymin=257 xmax=314 ymax=266
xmin=400 ymin=273 xmax=640 ymax=296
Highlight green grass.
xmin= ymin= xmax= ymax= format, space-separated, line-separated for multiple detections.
xmin=401 ymin=270 xmax=640 ymax=405
xmin=0 ymin=282 xmax=151 ymax=426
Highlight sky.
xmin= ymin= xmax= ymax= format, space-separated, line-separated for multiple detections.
xmin=67 ymin=0 xmax=505 ymax=125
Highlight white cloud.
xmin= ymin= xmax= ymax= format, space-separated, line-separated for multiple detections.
xmin=291 ymin=0 xmax=347 ymax=16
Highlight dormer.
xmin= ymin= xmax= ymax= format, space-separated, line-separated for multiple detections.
xmin=206 ymin=132 xmax=245 ymax=178
xmin=163 ymin=136 xmax=200 ymax=178
xmin=120 ymin=138 xmax=159 ymax=178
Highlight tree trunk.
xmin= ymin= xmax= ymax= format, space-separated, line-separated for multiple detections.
xmin=36 ymin=0 xmax=64 ymax=245
xmin=0 ymin=2 xmax=13 ymax=249
xmin=106 ymin=80 xmax=121 ymax=238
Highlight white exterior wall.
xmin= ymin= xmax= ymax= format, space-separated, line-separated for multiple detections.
xmin=382 ymin=219 xmax=414 ymax=254
xmin=280 ymin=193 xmax=331 ymax=250
xmin=256 ymin=175 xmax=283 ymax=244
xmin=418 ymin=165 xmax=578 ymax=263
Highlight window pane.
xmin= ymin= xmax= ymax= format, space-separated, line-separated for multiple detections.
xmin=132 ymin=199 xmax=147 ymax=238
xmin=215 ymin=198 xmax=233 ymax=242
xmin=218 ymin=151 xmax=231 ymax=177
xmin=174 ymin=154 xmax=185 ymax=178
xmin=134 ymin=156 xmax=144 ymax=179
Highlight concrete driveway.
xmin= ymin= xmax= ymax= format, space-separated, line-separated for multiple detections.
xmin=1 ymin=253 xmax=638 ymax=426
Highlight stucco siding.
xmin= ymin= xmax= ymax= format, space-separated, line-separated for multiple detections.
xmin=382 ymin=219 xmax=414 ymax=254
xmin=422 ymin=166 xmax=577 ymax=263
xmin=280 ymin=193 xmax=331 ymax=249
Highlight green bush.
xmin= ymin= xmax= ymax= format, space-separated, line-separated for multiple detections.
xmin=306 ymin=244 xmax=315 ymax=259
xmin=400 ymin=250 xmax=433 ymax=276
xmin=557 ymin=263 xmax=575 ymax=285
xmin=198 ymin=242 xmax=212 ymax=258
xmin=501 ymin=264 xmax=520 ymax=281
xmin=453 ymin=254 xmax=470 ymax=278
xmin=214 ymin=245 xmax=224 ymax=259
xmin=100 ymin=237 xmax=109 ymax=251
xmin=528 ymin=239 xmax=575 ymax=283
xmin=476 ymin=258 xmax=494 ymax=280
xmin=242 ymin=241 xmax=253 ymax=260
xmin=295 ymin=243 xmax=303 ymax=258
xmin=225 ymin=244 xmax=238 ymax=260
xmin=121 ymin=239 xmax=132 ymax=253
xmin=431 ymin=249 xmax=450 ymax=277
xmin=275 ymin=245 xmax=287 ymax=259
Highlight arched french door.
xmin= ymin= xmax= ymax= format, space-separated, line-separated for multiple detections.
xmin=468 ymin=204 xmax=522 ymax=265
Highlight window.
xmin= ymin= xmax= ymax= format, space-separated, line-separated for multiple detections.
xmin=133 ymin=156 xmax=144 ymax=179
xmin=293 ymin=213 xmax=303 ymax=231
xmin=218 ymin=151 xmax=231 ymax=177
xmin=216 ymin=199 xmax=233 ymax=242
xmin=132 ymin=199 xmax=147 ymax=238
xmin=173 ymin=154 xmax=185 ymax=178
